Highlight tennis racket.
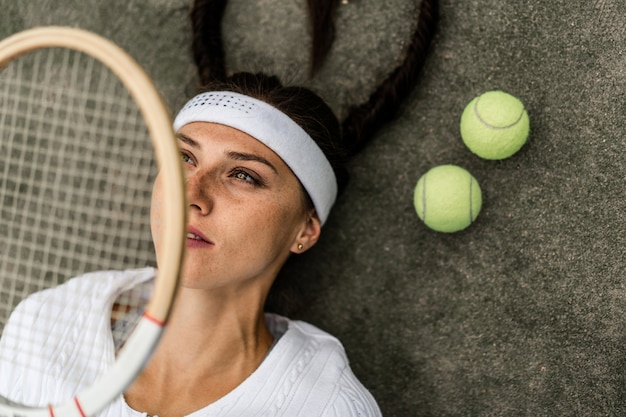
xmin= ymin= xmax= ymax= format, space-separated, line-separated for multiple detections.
xmin=0 ymin=27 xmax=186 ymax=416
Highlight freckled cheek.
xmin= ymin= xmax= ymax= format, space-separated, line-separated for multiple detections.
xmin=230 ymin=202 xmax=282 ymax=245
xmin=264 ymin=196 xmax=305 ymax=241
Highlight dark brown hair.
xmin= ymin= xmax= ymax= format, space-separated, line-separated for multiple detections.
xmin=341 ymin=0 xmax=439 ymax=154
xmin=306 ymin=0 xmax=341 ymax=77
xmin=190 ymin=0 xmax=439 ymax=157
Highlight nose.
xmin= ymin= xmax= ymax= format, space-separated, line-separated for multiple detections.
xmin=186 ymin=171 xmax=213 ymax=215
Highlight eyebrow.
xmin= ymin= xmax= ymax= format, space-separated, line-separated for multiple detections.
xmin=225 ymin=151 xmax=278 ymax=174
xmin=177 ymin=133 xmax=278 ymax=174
xmin=177 ymin=133 xmax=200 ymax=148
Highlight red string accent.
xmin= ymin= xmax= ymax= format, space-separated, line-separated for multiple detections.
xmin=74 ymin=397 xmax=87 ymax=417
xmin=143 ymin=312 xmax=166 ymax=327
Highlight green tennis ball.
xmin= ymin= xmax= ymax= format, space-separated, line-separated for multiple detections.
xmin=460 ymin=90 xmax=529 ymax=160
xmin=413 ymin=165 xmax=482 ymax=233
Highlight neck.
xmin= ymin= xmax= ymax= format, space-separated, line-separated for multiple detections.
xmin=157 ymin=285 xmax=274 ymax=371
xmin=125 ymin=286 xmax=275 ymax=416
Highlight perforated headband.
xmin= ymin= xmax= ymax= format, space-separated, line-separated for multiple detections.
xmin=173 ymin=91 xmax=338 ymax=225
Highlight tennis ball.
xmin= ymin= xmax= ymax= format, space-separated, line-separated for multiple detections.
xmin=460 ymin=90 xmax=529 ymax=160
xmin=413 ymin=165 xmax=482 ymax=233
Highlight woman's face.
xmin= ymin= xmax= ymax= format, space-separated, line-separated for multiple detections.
xmin=150 ymin=122 xmax=319 ymax=292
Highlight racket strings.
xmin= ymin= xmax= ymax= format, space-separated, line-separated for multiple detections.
xmin=0 ymin=46 xmax=157 ymax=385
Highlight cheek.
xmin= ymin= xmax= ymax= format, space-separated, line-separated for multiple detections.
xmin=261 ymin=194 xmax=307 ymax=247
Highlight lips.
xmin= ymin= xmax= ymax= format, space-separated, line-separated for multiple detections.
xmin=186 ymin=226 xmax=213 ymax=246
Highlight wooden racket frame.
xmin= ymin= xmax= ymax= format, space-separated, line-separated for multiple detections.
xmin=0 ymin=26 xmax=186 ymax=417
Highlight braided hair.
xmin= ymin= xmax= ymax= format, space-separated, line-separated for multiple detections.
xmin=189 ymin=0 xmax=438 ymax=158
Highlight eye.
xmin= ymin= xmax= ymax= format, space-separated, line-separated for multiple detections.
xmin=180 ymin=151 xmax=194 ymax=165
xmin=231 ymin=169 xmax=263 ymax=186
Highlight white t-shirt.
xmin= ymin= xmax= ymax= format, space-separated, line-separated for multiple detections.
xmin=0 ymin=268 xmax=382 ymax=417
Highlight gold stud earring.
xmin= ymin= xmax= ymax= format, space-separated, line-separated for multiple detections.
xmin=297 ymin=243 xmax=304 ymax=251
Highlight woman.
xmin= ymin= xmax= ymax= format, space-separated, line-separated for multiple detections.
xmin=124 ymin=72 xmax=378 ymax=416
xmin=0 ymin=72 xmax=380 ymax=417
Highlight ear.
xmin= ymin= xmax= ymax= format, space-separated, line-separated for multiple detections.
xmin=290 ymin=212 xmax=322 ymax=254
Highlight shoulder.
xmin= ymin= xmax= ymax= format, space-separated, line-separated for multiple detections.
xmin=322 ymin=371 xmax=383 ymax=417
xmin=0 ymin=267 xmax=157 ymax=404
xmin=3 ymin=267 xmax=156 ymax=348
xmin=264 ymin=314 xmax=382 ymax=417
xmin=14 ymin=267 xmax=155 ymax=310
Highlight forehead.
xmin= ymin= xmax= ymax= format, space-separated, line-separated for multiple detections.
xmin=179 ymin=122 xmax=283 ymax=161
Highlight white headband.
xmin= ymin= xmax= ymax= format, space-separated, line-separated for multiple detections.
xmin=173 ymin=91 xmax=338 ymax=225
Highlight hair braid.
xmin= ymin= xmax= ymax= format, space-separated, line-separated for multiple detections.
xmin=341 ymin=0 xmax=439 ymax=155
xmin=306 ymin=0 xmax=341 ymax=77
xmin=191 ymin=0 xmax=228 ymax=84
